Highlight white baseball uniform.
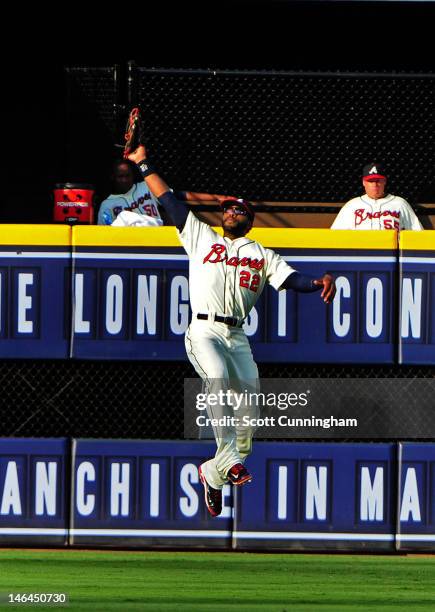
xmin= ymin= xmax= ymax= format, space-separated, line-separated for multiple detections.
xmin=331 ymin=194 xmax=423 ymax=230
xmin=178 ymin=211 xmax=297 ymax=490
xmin=97 ymin=182 xmax=163 ymax=226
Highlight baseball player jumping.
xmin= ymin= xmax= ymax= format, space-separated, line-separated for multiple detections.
xmin=127 ymin=144 xmax=336 ymax=517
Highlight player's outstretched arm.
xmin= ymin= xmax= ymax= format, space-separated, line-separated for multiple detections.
xmin=127 ymin=145 xmax=170 ymax=197
xmin=127 ymin=145 xmax=189 ymax=230
xmin=280 ymin=272 xmax=335 ymax=304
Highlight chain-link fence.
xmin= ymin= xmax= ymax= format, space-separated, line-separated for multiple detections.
xmin=0 ymin=360 xmax=433 ymax=440
xmin=64 ymin=65 xmax=435 ymax=207
xmin=134 ymin=67 xmax=435 ymax=205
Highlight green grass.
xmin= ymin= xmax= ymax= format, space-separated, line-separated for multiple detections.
xmin=0 ymin=550 xmax=434 ymax=611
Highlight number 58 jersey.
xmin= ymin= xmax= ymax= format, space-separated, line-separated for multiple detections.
xmin=178 ymin=212 xmax=296 ymax=319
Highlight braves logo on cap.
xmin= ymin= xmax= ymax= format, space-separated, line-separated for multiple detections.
xmin=362 ymin=162 xmax=387 ymax=180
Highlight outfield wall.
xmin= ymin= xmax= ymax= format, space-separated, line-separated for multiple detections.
xmin=0 ymin=438 xmax=434 ymax=552
xmin=1 ymin=225 xmax=434 ymax=364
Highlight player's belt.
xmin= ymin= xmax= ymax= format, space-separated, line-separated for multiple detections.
xmin=196 ymin=313 xmax=244 ymax=327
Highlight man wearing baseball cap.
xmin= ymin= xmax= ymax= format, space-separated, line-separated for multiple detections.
xmin=126 ymin=142 xmax=335 ymax=518
xmin=331 ymin=162 xmax=423 ymax=230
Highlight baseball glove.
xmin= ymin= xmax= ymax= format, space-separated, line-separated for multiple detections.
xmin=123 ymin=107 xmax=143 ymax=159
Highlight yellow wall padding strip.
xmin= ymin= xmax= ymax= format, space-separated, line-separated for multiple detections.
xmin=399 ymin=230 xmax=435 ymax=251
xmin=72 ymin=226 xmax=182 ymax=247
xmin=0 ymin=225 xmax=71 ymax=246
xmin=72 ymin=226 xmax=398 ymax=250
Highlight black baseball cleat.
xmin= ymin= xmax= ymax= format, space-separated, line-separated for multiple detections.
xmin=198 ymin=465 xmax=222 ymax=517
xmin=227 ymin=463 xmax=253 ymax=486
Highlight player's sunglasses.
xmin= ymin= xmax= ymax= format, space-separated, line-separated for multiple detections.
xmin=223 ymin=206 xmax=249 ymax=216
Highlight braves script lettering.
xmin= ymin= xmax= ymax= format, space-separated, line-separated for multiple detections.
xmin=203 ymin=244 xmax=264 ymax=270
xmin=355 ymin=209 xmax=400 ymax=226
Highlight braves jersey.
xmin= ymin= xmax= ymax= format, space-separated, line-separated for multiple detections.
xmin=331 ymin=194 xmax=423 ymax=230
xmin=178 ymin=212 xmax=296 ymax=320
xmin=97 ymin=182 xmax=163 ymax=226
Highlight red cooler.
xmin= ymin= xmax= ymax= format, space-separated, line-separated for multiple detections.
xmin=53 ymin=183 xmax=95 ymax=224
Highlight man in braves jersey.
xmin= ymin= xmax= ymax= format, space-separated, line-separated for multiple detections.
xmin=331 ymin=162 xmax=423 ymax=231
xmin=98 ymin=159 xmax=163 ymax=226
xmin=127 ymin=144 xmax=335 ymax=517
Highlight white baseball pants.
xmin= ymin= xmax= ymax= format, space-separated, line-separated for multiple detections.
xmin=185 ymin=318 xmax=259 ymax=489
